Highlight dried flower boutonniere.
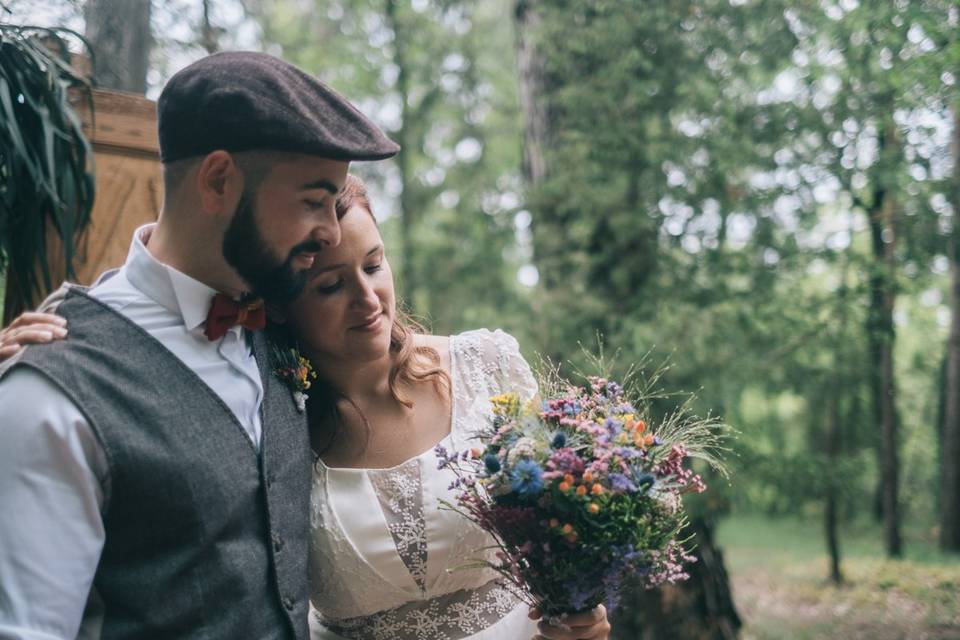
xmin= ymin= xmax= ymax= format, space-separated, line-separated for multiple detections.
xmin=273 ymin=345 xmax=318 ymax=412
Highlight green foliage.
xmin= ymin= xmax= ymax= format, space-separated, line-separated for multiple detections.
xmin=251 ymin=0 xmax=955 ymax=539
xmin=0 ymin=25 xmax=94 ymax=318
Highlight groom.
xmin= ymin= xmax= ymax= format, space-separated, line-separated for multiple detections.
xmin=0 ymin=52 xmax=397 ymax=639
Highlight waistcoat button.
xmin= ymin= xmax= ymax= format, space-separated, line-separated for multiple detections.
xmin=272 ymin=532 xmax=284 ymax=552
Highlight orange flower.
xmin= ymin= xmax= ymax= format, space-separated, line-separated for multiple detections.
xmin=559 ymin=481 xmax=572 ymax=492
xmin=561 ymin=523 xmax=574 ymax=535
xmin=636 ymin=419 xmax=646 ymax=434
xmin=549 ymin=518 xmax=560 ymax=528
xmin=583 ymin=470 xmax=594 ymax=484
xmin=565 ymin=532 xmax=578 ymax=543
xmin=587 ymin=503 xmax=600 ymax=514
xmin=644 ymin=434 xmax=655 ymax=446
xmin=576 ymin=485 xmax=588 ymax=497
xmin=591 ymin=483 xmax=604 ymax=496
xmin=563 ymin=473 xmax=575 ymax=485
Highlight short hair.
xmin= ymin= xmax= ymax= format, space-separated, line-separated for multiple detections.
xmin=161 ymin=150 xmax=281 ymax=198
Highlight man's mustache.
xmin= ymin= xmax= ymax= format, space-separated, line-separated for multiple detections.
xmin=288 ymin=241 xmax=323 ymax=257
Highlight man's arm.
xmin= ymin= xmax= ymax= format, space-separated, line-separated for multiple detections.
xmin=0 ymin=367 xmax=108 ymax=640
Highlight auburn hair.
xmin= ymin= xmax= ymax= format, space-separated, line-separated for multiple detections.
xmin=307 ymin=174 xmax=451 ymax=455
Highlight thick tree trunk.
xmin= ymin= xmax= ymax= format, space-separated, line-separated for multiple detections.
xmin=941 ymin=109 xmax=960 ymax=551
xmin=83 ymin=0 xmax=152 ymax=93
xmin=610 ymin=518 xmax=741 ymax=640
xmin=865 ymin=153 xmax=903 ymax=557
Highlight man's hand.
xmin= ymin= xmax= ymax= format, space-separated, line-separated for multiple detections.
xmin=0 ymin=312 xmax=68 ymax=360
xmin=529 ymin=604 xmax=611 ymax=640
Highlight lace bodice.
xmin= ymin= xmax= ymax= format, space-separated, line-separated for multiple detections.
xmin=308 ymin=329 xmax=539 ymax=639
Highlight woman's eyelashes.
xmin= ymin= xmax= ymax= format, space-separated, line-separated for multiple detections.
xmin=304 ymin=198 xmax=327 ymax=210
xmin=315 ymin=264 xmax=383 ymax=295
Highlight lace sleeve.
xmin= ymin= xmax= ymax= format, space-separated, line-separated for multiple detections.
xmin=480 ymin=329 xmax=539 ymax=404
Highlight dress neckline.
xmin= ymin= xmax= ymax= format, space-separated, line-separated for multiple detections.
xmin=316 ymin=334 xmax=457 ymax=474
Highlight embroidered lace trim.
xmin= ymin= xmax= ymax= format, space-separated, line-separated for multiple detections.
xmin=369 ymin=460 xmax=428 ymax=593
xmin=317 ymin=581 xmax=522 ymax=640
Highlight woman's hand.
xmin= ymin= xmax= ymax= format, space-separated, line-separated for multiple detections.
xmin=529 ymin=605 xmax=611 ymax=640
xmin=0 ymin=312 xmax=68 ymax=360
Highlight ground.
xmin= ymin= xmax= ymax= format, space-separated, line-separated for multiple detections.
xmin=717 ymin=515 xmax=960 ymax=640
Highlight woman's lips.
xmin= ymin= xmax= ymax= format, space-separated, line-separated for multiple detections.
xmin=351 ymin=313 xmax=384 ymax=332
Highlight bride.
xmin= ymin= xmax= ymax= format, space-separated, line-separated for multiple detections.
xmin=0 ymin=175 xmax=612 ymax=640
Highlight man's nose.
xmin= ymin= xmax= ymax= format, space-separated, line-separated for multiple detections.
xmin=311 ymin=200 xmax=342 ymax=248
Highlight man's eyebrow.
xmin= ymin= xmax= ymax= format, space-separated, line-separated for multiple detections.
xmin=299 ymin=179 xmax=339 ymax=194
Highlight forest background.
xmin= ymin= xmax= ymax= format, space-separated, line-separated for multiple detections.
xmin=3 ymin=0 xmax=960 ymax=637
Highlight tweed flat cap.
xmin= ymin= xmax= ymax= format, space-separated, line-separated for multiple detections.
xmin=158 ymin=51 xmax=399 ymax=163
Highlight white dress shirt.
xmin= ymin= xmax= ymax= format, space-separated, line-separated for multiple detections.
xmin=0 ymin=224 xmax=265 ymax=639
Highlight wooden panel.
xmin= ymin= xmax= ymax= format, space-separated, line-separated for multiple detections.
xmin=16 ymin=89 xmax=162 ymax=313
xmin=44 ymin=152 xmax=162 ymax=286
xmin=72 ymin=88 xmax=160 ymax=156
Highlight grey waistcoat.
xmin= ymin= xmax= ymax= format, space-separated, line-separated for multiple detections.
xmin=7 ymin=288 xmax=312 ymax=639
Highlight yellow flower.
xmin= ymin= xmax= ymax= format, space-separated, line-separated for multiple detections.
xmin=489 ymin=392 xmax=520 ymax=415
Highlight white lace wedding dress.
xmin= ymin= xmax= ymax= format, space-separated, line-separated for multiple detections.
xmin=308 ymin=329 xmax=541 ymax=640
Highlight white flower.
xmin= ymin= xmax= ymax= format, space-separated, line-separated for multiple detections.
xmin=506 ymin=437 xmax=539 ymax=466
xmin=293 ymin=391 xmax=308 ymax=413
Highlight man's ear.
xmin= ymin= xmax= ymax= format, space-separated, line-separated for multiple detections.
xmin=196 ymin=150 xmax=240 ymax=215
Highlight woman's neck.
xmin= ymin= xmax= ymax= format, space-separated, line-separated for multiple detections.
xmin=312 ymin=350 xmax=397 ymax=406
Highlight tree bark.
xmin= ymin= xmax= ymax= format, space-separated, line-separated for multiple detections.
xmin=824 ymin=385 xmax=844 ymax=584
xmin=83 ymin=0 xmax=152 ymax=93
xmin=864 ymin=124 xmax=903 ymax=558
xmin=610 ymin=517 xmax=741 ymax=640
xmin=940 ymin=108 xmax=960 ymax=551
xmin=383 ymin=0 xmax=418 ymax=307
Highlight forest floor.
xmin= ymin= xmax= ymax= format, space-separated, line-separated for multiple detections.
xmin=717 ymin=514 xmax=960 ymax=640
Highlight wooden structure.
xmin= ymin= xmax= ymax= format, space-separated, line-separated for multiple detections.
xmin=3 ymin=86 xmax=163 ymax=320
xmin=40 ymin=88 xmax=163 ymax=294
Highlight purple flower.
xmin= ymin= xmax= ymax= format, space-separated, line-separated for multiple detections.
xmin=609 ymin=473 xmax=637 ymax=493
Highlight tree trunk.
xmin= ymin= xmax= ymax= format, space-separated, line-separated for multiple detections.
xmin=83 ymin=0 xmax=152 ymax=93
xmin=383 ymin=0 xmax=418 ymax=308
xmin=610 ymin=517 xmax=741 ymax=640
xmin=824 ymin=385 xmax=844 ymax=584
xmin=865 ymin=125 xmax=903 ymax=556
xmin=200 ymin=0 xmax=220 ymax=54
xmin=515 ymin=0 xmax=564 ymax=294
xmin=941 ymin=108 xmax=960 ymax=551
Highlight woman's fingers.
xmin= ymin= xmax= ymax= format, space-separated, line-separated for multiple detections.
xmin=0 ymin=324 xmax=67 ymax=347
xmin=5 ymin=312 xmax=66 ymax=330
xmin=534 ymin=605 xmax=610 ymax=640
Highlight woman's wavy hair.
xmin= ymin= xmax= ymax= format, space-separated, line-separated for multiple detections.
xmin=305 ymin=174 xmax=451 ymax=455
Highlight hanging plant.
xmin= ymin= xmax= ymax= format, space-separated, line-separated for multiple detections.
xmin=0 ymin=24 xmax=95 ymax=320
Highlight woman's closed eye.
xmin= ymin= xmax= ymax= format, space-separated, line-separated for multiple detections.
xmin=315 ymin=264 xmax=383 ymax=295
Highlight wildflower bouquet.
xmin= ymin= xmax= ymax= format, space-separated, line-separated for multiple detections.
xmin=436 ymin=371 xmax=726 ymax=617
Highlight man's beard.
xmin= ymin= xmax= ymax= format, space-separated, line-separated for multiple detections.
xmin=222 ymin=191 xmax=320 ymax=304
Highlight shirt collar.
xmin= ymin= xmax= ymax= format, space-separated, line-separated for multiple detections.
xmin=122 ymin=223 xmax=223 ymax=333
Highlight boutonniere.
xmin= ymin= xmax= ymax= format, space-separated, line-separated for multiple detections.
xmin=272 ymin=345 xmax=317 ymax=412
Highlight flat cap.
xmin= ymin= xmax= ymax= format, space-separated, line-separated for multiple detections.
xmin=157 ymin=51 xmax=399 ymax=163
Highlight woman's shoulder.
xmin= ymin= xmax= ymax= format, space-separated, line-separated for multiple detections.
xmin=451 ymin=328 xmax=521 ymax=354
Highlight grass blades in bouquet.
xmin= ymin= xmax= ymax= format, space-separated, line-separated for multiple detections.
xmin=436 ymin=357 xmax=729 ymax=618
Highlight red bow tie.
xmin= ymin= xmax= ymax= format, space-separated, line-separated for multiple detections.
xmin=204 ymin=293 xmax=267 ymax=341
